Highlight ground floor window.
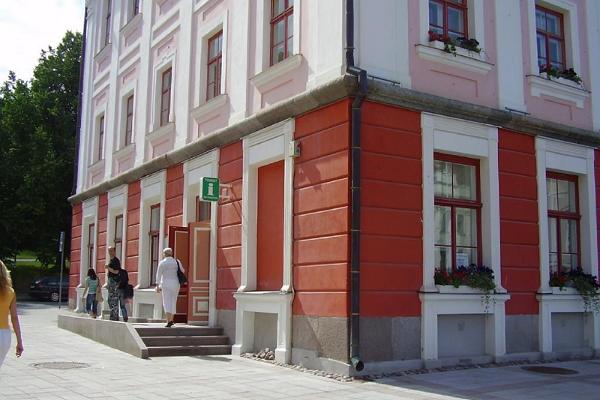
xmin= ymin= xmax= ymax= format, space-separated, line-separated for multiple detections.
xmin=149 ymin=204 xmax=160 ymax=285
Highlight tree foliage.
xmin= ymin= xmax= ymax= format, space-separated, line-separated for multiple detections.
xmin=0 ymin=31 xmax=82 ymax=265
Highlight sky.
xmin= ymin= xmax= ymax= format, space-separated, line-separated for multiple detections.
xmin=0 ymin=0 xmax=85 ymax=82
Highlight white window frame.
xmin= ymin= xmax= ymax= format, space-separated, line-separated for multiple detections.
xmin=76 ymin=197 xmax=99 ymax=313
xmin=416 ymin=0 xmax=492 ymax=73
xmin=193 ymin=12 xmax=228 ymax=110
xmin=152 ymin=56 xmax=176 ymax=131
xmin=535 ymin=137 xmax=600 ymax=355
xmin=93 ymin=111 xmax=107 ymax=164
xmin=255 ymin=0 xmax=301 ymax=75
xmin=420 ymin=113 xmax=508 ymax=363
xmin=117 ymin=85 xmax=136 ymax=150
xmin=232 ymin=119 xmax=295 ymax=364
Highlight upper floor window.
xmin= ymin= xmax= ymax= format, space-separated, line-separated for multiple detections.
xmin=124 ymin=94 xmax=134 ymax=146
xmin=114 ymin=214 xmax=124 ymax=261
xmin=536 ymin=6 xmax=565 ymax=70
xmin=160 ymin=68 xmax=172 ymax=127
xmin=270 ymin=0 xmax=294 ymax=65
xmin=97 ymin=115 xmax=105 ymax=162
xmin=429 ymin=0 xmax=468 ymax=41
xmin=132 ymin=0 xmax=140 ymax=19
xmin=206 ymin=31 xmax=223 ymax=101
xmin=434 ymin=154 xmax=481 ymax=272
xmin=547 ymin=172 xmax=580 ymax=273
xmin=149 ymin=204 xmax=161 ymax=285
xmin=104 ymin=0 xmax=112 ymax=46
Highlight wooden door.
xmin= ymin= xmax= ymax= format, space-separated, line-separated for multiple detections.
xmin=187 ymin=221 xmax=211 ymax=324
xmin=168 ymin=226 xmax=189 ymax=323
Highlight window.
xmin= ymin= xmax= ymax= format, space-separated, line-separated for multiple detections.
xmin=206 ymin=31 xmax=223 ymax=101
xmin=434 ymin=154 xmax=481 ymax=272
xmin=547 ymin=172 xmax=580 ymax=273
xmin=160 ymin=68 xmax=172 ymax=127
xmin=429 ymin=0 xmax=468 ymax=40
xmin=98 ymin=115 xmax=105 ymax=161
xmin=124 ymin=95 xmax=134 ymax=146
xmin=535 ymin=6 xmax=565 ymax=70
xmin=196 ymin=196 xmax=211 ymax=222
xmin=88 ymin=224 xmax=95 ymax=270
xmin=270 ymin=0 xmax=294 ymax=65
xmin=114 ymin=214 xmax=124 ymax=261
xmin=149 ymin=204 xmax=160 ymax=285
xmin=131 ymin=0 xmax=140 ymax=19
xmin=104 ymin=0 xmax=112 ymax=46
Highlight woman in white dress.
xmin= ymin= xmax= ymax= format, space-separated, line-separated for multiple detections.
xmin=155 ymin=248 xmax=184 ymax=328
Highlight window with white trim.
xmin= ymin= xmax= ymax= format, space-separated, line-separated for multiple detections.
xmin=114 ymin=214 xmax=124 ymax=262
xmin=96 ymin=115 xmax=105 ymax=162
xmin=88 ymin=224 xmax=95 ymax=271
xmin=104 ymin=0 xmax=113 ymax=47
xmin=206 ymin=30 xmax=223 ymax=101
xmin=149 ymin=204 xmax=160 ymax=285
xmin=270 ymin=0 xmax=294 ymax=65
xmin=536 ymin=5 xmax=566 ymax=71
xmin=124 ymin=94 xmax=134 ymax=146
xmin=160 ymin=68 xmax=172 ymax=127
xmin=434 ymin=154 xmax=482 ymax=271
xmin=429 ymin=0 xmax=468 ymax=41
xmin=546 ymin=172 xmax=580 ymax=272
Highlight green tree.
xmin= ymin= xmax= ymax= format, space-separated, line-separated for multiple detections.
xmin=0 ymin=31 xmax=82 ymax=265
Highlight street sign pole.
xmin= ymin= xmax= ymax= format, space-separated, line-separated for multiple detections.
xmin=58 ymin=231 xmax=65 ymax=309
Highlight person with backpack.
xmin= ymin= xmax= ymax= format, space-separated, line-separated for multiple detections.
xmin=117 ymin=267 xmax=130 ymax=322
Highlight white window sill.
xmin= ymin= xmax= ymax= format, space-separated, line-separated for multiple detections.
xmin=251 ymin=53 xmax=304 ymax=92
xmin=415 ymin=42 xmax=494 ymax=74
xmin=527 ymin=74 xmax=590 ymax=108
xmin=121 ymin=12 xmax=143 ymax=37
xmin=190 ymin=94 xmax=228 ymax=122
xmin=114 ymin=142 xmax=135 ymax=160
xmin=94 ymin=42 xmax=112 ymax=61
xmin=147 ymin=121 xmax=175 ymax=141
xmin=88 ymin=158 xmax=105 ymax=173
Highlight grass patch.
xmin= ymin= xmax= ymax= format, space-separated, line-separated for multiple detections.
xmin=5 ymin=263 xmax=68 ymax=298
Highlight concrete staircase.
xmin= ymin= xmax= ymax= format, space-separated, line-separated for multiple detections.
xmin=135 ymin=325 xmax=231 ymax=357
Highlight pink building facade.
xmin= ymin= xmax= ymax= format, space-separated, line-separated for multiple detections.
xmin=70 ymin=0 xmax=600 ymax=374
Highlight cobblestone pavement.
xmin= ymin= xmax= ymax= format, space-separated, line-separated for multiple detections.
xmin=1 ymin=302 xmax=600 ymax=399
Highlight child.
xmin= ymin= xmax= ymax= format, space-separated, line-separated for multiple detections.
xmin=83 ymin=269 xmax=103 ymax=318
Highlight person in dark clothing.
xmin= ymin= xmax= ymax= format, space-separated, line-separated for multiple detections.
xmin=105 ymin=246 xmax=124 ymax=321
xmin=117 ymin=268 xmax=129 ymax=322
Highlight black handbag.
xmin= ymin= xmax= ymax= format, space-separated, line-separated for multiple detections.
xmin=176 ymin=259 xmax=188 ymax=285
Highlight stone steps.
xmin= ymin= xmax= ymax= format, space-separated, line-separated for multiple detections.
xmin=135 ymin=325 xmax=231 ymax=358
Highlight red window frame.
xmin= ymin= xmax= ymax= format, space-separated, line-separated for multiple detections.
xmin=124 ymin=94 xmax=134 ymax=146
xmin=195 ymin=195 xmax=212 ymax=222
xmin=536 ymin=5 xmax=566 ymax=70
xmin=434 ymin=153 xmax=482 ymax=271
xmin=160 ymin=68 xmax=172 ymax=127
xmin=547 ymin=172 xmax=580 ymax=273
xmin=149 ymin=204 xmax=160 ymax=285
xmin=206 ymin=30 xmax=223 ymax=101
xmin=88 ymin=224 xmax=95 ymax=271
xmin=429 ymin=0 xmax=468 ymax=39
xmin=104 ymin=0 xmax=112 ymax=46
xmin=98 ymin=115 xmax=105 ymax=161
xmin=114 ymin=214 xmax=124 ymax=261
xmin=270 ymin=0 xmax=294 ymax=66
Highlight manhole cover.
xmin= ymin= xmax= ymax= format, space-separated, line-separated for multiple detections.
xmin=32 ymin=362 xmax=90 ymax=370
xmin=521 ymin=366 xmax=578 ymax=375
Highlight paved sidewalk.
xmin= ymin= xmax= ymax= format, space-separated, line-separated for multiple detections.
xmin=1 ymin=303 xmax=600 ymax=399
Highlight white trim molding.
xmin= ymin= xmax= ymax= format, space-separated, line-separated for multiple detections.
xmin=251 ymin=53 xmax=304 ymax=93
xmin=77 ymin=196 xmax=99 ymax=313
xmin=235 ymin=119 xmax=295 ymax=363
xmin=183 ymin=149 xmax=220 ymax=326
xmin=415 ymin=43 xmax=493 ymax=74
xmin=535 ymin=137 xmax=600 ymax=355
xmin=527 ymin=75 xmax=590 ymax=109
xmin=421 ymin=113 xmax=507 ymax=364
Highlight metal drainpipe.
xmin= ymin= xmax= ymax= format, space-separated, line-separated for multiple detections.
xmin=72 ymin=6 xmax=88 ymax=196
xmin=346 ymin=0 xmax=366 ymax=373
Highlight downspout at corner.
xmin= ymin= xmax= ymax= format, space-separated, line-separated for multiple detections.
xmin=346 ymin=0 xmax=367 ymax=373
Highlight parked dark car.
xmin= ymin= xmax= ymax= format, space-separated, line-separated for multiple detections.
xmin=29 ymin=276 xmax=69 ymax=302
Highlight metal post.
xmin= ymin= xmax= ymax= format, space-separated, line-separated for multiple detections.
xmin=58 ymin=231 xmax=65 ymax=309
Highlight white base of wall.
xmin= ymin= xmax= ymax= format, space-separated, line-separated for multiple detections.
xmin=133 ymin=288 xmax=164 ymax=320
xmin=75 ymin=287 xmax=86 ymax=313
xmin=291 ymin=348 xmax=351 ymax=376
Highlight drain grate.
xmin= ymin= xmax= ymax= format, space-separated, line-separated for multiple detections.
xmin=521 ymin=366 xmax=578 ymax=375
xmin=32 ymin=362 xmax=90 ymax=370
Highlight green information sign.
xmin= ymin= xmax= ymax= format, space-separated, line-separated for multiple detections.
xmin=201 ymin=177 xmax=220 ymax=201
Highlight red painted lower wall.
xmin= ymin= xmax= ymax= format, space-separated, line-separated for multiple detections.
xmin=126 ymin=181 xmax=140 ymax=286
xmin=165 ymin=164 xmax=184 ymax=231
xmin=216 ymin=142 xmax=242 ymax=310
xmin=69 ymin=203 xmax=82 ymax=303
xmin=293 ymin=99 xmax=351 ymax=317
xmin=360 ymin=101 xmax=423 ymax=317
xmin=498 ymin=130 xmax=540 ymax=315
